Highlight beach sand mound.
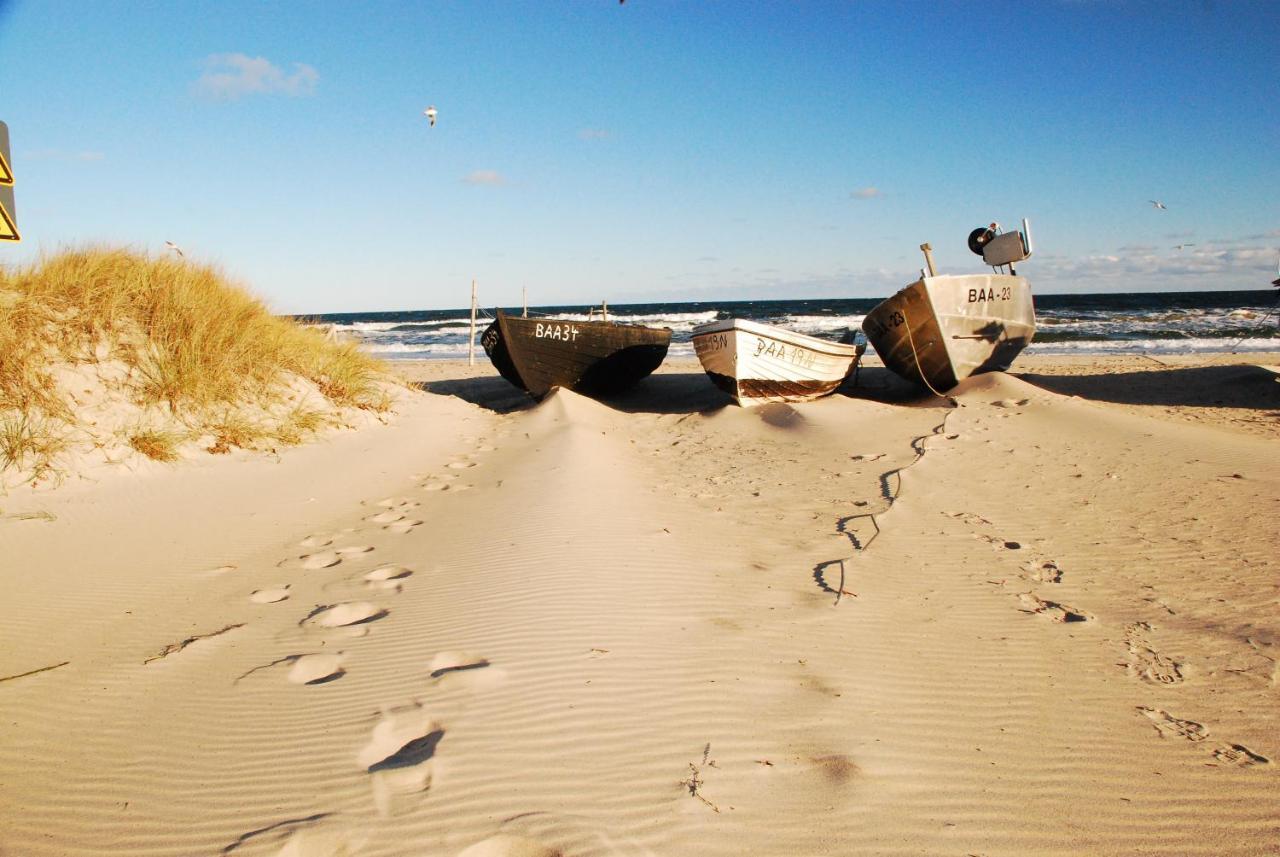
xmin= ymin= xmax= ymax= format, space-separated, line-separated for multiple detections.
xmin=0 ymin=357 xmax=1276 ymax=855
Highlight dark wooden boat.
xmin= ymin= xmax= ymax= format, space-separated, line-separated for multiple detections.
xmin=480 ymin=310 xmax=672 ymax=399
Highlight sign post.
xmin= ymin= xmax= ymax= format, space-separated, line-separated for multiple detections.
xmin=0 ymin=121 xmax=18 ymax=242
xmin=468 ymin=279 xmax=478 ymax=366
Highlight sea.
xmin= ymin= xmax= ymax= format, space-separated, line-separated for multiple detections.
xmin=300 ymin=289 xmax=1280 ymax=361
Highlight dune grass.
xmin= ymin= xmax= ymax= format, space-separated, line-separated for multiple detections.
xmin=0 ymin=246 xmax=393 ymax=480
xmin=126 ymin=426 xmax=185 ymax=462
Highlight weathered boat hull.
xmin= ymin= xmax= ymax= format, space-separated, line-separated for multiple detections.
xmin=691 ymin=318 xmax=863 ymax=407
xmin=862 ymin=274 xmax=1035 ymax=393
xmin=481 ymin=311 xmax=671 ymax=400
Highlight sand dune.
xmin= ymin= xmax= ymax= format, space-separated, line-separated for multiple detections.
xmin=1 ymin=356 xmax=1276 ymax=855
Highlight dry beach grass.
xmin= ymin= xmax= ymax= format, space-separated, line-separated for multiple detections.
xmin=0 ymin=247 xmax=394 ymax=487
xmin=1 ymin=347 xmax=1277 ymax=855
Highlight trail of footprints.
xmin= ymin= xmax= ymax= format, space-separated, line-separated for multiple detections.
xmin=207 ymin=433 xmax=526 ymax=847
xmin=1137 ymin=707 xmax=1269 ymax=767
xmin=942 ymin=510 xmax=1091 ymax=623
xmin=943 ymin=510 xmax=1270 ymax=769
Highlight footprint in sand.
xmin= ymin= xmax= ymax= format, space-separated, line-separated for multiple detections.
xmin=387 ymin=519 xmax=424 ymax=535
xmin=943 ymin=510 xmax=993 ymax=527
xmin=455 ymin=835 xmax=562 ymax=857
xmin=364 ymin=565 xmax=414 ymax=592
xmin=219 ymin=817 xmax=354 ymax=856
xmin=336 ymin=545 xmax=375 ymax=557
xmin=1211 ymin=744 xmax=1270 ymax=767
xmin=1124 ymin=623 xmax=1184 ymax=685
xmin=287 ymin=551 xmax=342 ymax=570
xmin=250 ymin=585 xmax=291 ymax=604
xmin=976 ymin=532 xmax=1023 ymax=551
xmin=359 ymin=704 xmax=445 ymax=815
xmin=422 ymin=482 xmax=450 ymax=492
xmin=446 ymin=461 xmax=477 ymax=470
xmin=299 ymin=534 xmax=334 ymax=549
xmin=304 ymin=602 xmax=387 ymax=629
xmin=1026 ymin=560 xmax=1064 ymax=583
xmin=1016 ymin=593 xmax=1090 ymax=622
xmin=429 ymin=651 xmax=504 ymax=689
xmin=289 ymin=652 xmax=346 ymax=685
xmin=365 ymin=510 xmax=408 ymax=525
xmin=991 ymin=398 xmax=1029 ymax=408
xmin=375 ymin=497 xmax=419 ymax=510
xmin=1138 ymin=707 xmax=1207 ymax=742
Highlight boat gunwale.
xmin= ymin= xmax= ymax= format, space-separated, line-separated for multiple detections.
xmin=691 ymin=317 xmax=860 ymax=359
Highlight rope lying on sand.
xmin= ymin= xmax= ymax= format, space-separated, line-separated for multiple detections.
xmin=816 ymin=403 xmax=957 ymax=606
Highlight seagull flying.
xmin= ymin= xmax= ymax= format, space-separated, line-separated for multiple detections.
xmin=1173 ymin=243 xmax=1195 ymax=250
xmin=423 ymin=106 xmax=437 ymax=127
xmin=1149 ymin=200 xmax=1167 ymax=210
xmin=164 ymin=241 xmax=185 ymax=258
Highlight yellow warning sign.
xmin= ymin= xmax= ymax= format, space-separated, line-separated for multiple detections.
xmin=0 ymin=190 xmax=17 ymax=241
xmin=0 ymin=120 xmax=17 ymax=241
xmin=0 ymin=120 xmax=10 ymax=187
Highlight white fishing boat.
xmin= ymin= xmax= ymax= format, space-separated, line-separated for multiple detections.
xmin=862 ymin=219 xmax=1037 ymax=394
xmin=691 ymin=317 xmax=864 ymax=406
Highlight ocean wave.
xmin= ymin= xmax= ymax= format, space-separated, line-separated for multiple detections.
xmin=1024 ymin=337 xmax=1280 ymax=356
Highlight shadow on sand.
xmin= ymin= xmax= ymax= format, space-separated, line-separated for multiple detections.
xmin=417 ymin=366 xmax=944 ymax=415
xmin=1017 ymin=364 xmax=1280 ymax=412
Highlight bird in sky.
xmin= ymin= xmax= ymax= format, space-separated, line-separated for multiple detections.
xmin=424 ymin=106 xmax=437 ymax=128
xmin=1173 ymin=243 xmax=1195 ymax=250
xmin=1149 ymin=200 xmax=1168 ymax=210
xmin=164 ymin=241 xmax=184 ymax=258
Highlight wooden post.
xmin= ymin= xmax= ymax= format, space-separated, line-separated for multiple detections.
xmin=468 ymin=279 xmax=477 ymax=366
xmin=919 ymin=243 xmax=937 ymax=277
xmin=602 ymin=300 xmax=608 ymax=323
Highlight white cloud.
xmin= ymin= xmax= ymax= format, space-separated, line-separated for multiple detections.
xmin=462 ymin=170 xmax=507 ymax=186
xmin=850 ymin=187 xmax=882 ymax=200
xmin=194 ymin=54 xmax=319 ymax=100
xmin=1032 ymin=244 xmax=1279 ymax=290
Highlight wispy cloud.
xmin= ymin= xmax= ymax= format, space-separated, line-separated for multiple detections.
xmin=22 ymin=149 xmax=104 ymax=162
xmin=462 ymin=170 xmax=507 ymax=186
xmin=194 ymin=53 xmax=319 ymax=100
xmin=850 ymin=187 xmax=882 ymax=200
xmin=578 ymin=128 xmax=612 ymax=141
xmin=1034 ymin=244 xmax=1278 ymax=288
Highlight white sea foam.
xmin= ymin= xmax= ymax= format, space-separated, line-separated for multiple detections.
xmin=1025 ymin=337 xmax=1279 ymax=356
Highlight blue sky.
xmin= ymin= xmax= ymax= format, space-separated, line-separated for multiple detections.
xmin=1 ymin=0 xmax=1277 ymax=313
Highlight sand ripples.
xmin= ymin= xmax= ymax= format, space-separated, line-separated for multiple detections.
xmin=2 ymin=378 xmax=1277 ymax=855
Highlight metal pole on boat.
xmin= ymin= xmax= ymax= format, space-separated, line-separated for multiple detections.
xmin=602 ymin=301 xmax=608 ymax=323
xmin=522 ymin=286 xmax=528 ymax=318
xmin=919 ymin=243 xmax=937 ymax=277
xmin=468 ymin=279 xmax=477 ymax=366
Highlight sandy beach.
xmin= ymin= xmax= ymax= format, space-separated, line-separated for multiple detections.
xmin=2 ymin=352 xmax=1278 ymax=856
